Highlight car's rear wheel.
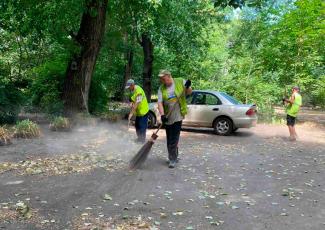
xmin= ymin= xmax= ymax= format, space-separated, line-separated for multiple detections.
xmin=147 ymin=112 xmax=156 ymax=129
xmin=213 ymin=117 xmax=233 ymax=135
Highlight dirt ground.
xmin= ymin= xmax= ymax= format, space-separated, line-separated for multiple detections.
xmin=0 ymin=121 xmax=324 ymax=230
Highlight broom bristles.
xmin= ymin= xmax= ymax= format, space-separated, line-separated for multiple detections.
xmin=129 ymin=140 xmax=154 ymax=169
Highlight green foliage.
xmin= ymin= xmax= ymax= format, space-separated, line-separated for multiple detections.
xmin=0 ymin=0 xmax=324 ymax=124
xmin=49 ymin=116 xmax=71 ymax=131
xmin=310 ymin=76 xmax=325 ymax=108
xmin=0 ymin=78 xmax=23 ymax=124
xmin=28 ymin=57 xmax=67 ymax=115
xmin=14 ymin=119 xmax=41 ymax=138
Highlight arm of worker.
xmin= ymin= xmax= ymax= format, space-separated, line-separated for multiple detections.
xmin=157 ymin=88 xmax=168 ymax=123
xmin=184 ymin=79 xmax=192 ymax=95
xmin=284 ymin=94 xmax=295 ymax=104
xmin=157 ymin=88 xmax=164 ymax=115
xmin=158 ymin=102 xmax=164 ymax=116
xmin=128 ymin=94 xmax=142 ymax=119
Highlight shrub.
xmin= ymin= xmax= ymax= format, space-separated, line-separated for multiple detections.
xmin=310 ymin=76 xmax=325 ymax=108
xmin=14 ymin=120 xmax=41 ymax=138
xmin=27 ymin=57 xmax=66 ymax=115
xmin=49 ymin=116 xmax=71 ymax=131
xmin=0 ymin=126 xmax=12 ymax=146
xmin=0 ymin=80 xmax=23 ymax=124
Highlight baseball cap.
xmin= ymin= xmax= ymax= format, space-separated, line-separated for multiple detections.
xmin=158 ymin=69 xmax=171 ymax=77
xmin=125 ymin=79 xmax=135 ymax=89
xmin=292 ymin=86 xmax=300 ymax=91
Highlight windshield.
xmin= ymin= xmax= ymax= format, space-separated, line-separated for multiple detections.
xmin=220 ymin=93 xmax=242 ymax=105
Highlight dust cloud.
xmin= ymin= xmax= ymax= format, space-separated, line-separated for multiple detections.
xmin=42 ymin=120 xmax=142 ymax=162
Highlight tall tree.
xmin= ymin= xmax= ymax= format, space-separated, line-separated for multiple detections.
xmin=62 ymin=0 xmax=108 ymax=114
xmin=140 ymin=33 xmax=154 ymax=102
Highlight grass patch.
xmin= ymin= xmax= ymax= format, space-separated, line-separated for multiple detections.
xmin=0 ymin=126 xmax=12 ymax=146
xmin=13 ymin=119 xmax=41 ymax=138
xmin=49 ymin=116 xmax=71 ymax=131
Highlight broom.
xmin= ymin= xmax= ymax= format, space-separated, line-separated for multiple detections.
xmin=129 ymin=89 xmax=185 ymax=170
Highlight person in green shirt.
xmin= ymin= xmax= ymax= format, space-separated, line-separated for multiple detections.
xmin=157 ymin=70 xmax=192 ymax=168
xmin=283 ymin=86 xmax=302 ymax=141
xmin=125 ymin=79 xmax=149 ymax=143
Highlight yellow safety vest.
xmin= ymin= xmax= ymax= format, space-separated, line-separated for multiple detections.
xmin=160 ymin=78 xmax=187 ymax=116
xmin=131 ymin=85 xmax=149 ymax=116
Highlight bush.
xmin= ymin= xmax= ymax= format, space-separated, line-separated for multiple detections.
xmin=49 ymin=116 xmax=71 ymax=131
xmin=14 ymin=120 xmax=41 ymax=138
xmin=310 ymin=76 xmax=325 ymax=108
xmin=27 ymin=57 xmax=66 ymax=115
xmin=0 ymin=126 xmax=12 ymax=146
xmin=0 ymin=80 xmax=23 ymax=124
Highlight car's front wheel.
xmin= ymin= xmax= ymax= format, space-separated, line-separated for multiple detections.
xmin=147 ymin=112 xmax=156 ymax=129
xmin=213 ymin=117 xmax=233 ymax=135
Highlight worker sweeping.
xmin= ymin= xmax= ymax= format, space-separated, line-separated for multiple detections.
xmin=283 ymin=86 xmax=302 ymax=141
xmin=157 ymin=70 xmax=192 ymax=168
xmin=125 ymin=79 xmax=149 ymax=143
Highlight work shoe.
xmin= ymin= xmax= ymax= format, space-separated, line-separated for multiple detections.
xmin=168 ymin=161 xmax=176 ymax=168
xmin=166 ymin=158 xmax=180 ymax=164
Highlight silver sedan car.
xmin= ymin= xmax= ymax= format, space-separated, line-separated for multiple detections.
xmin=147 ymin=90 xmax=257 ymax=135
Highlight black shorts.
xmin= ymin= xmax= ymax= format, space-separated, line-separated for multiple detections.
xmin=287 ymin=114 xmax=296 ymax=126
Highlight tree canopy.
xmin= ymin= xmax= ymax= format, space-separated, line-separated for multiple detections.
xmin=0 ymin=0 xmax=324 ymax=122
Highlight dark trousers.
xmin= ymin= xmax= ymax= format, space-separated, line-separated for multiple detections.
xmin=165 ymin=121 xmax=182 ymax=161
xmin=135 ymin=113 xmax=148 ymax=143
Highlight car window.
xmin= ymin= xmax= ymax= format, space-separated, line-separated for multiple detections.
xmin=220 ymin=93 xmax=242 ymax=105
xmin=206 ymin=94 xmax=221 ymax=105
xmin=193 ymin=93 xmax=221 ymax=105
xmin=186 ymin=93 xmax=194 ymax=104
xmin=193 ymin=93 xmax=205 ymax=105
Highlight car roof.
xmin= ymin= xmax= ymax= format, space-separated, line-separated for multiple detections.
xmin=192 ymin=90 xmax=223 ymax=95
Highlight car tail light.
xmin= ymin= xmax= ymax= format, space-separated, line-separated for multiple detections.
xmin=246 ymin=108 xmax=256 ymax=116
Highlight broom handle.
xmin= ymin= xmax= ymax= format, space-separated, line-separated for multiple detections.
xmin=153 ymin=88 xmax=187 ymax=135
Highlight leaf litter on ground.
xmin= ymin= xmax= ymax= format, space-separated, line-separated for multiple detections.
xmin=0 ymin=152 xmax=125 ymax=176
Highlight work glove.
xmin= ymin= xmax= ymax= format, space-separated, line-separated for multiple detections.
xmin=185 ymin=80 xmax=191 ymax=89
xmin=161 ymin=115 xmax=168 ymax=124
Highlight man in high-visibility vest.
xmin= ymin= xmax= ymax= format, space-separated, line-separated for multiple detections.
xmin=283 ymin=86 xmax=302 ymax=141
xmin=126 ymin=79 xmax=149 ymax=143
xmin=157 ymin=70 xmax=192 ymax=168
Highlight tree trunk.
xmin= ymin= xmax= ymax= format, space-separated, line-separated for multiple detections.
xmin=116 ymin=32 xmax=134 ymax=101
xmin=62 ymin=0 xmax=108 ymax=114
xmin=122 ymin=49 xmax=134 ymax=101
xmin=140 ymin=33 xmax=153 ymax=102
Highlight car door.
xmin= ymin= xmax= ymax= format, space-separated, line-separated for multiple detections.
xmin=184 ymin=92 xmax=222 ymax=127
xmin=182 ymin=93 xmax=195 ymax=126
